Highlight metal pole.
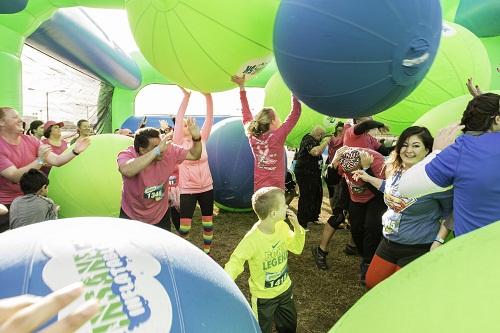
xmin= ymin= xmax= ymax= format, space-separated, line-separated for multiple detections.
xmin=46 ymin=92 xmax=49 ymax=122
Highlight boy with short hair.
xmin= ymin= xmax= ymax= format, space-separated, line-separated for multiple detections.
xmin=225 ymin=187 xmax=305 ymax=333
xmin=9 ymin=169 xmax=58 ymax=229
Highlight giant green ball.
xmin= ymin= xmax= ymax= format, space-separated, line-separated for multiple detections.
xmin=374 ymin=22 xmax=491 ymax=135
xmin=330 ymin=221 xmax=500 ymax=333
xmin=481 ymin=37 xmax=500 ymax=90
xmin=413 ymin=90 xmax=500 ymax=136
xmin=126 ymin=0 xmax=279 ymax=92
xmin=264 ymin=73 xmax=340 ymax=148
xmin=48 ymin=134 xmax=133 ymax=218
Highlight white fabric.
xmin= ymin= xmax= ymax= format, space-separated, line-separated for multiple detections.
xmin=398 ymin=151 xmax=450 ymax=198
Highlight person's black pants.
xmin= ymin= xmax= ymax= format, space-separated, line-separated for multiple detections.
xmin=119 ymin=207 xmax=176 ymax=232
xmin=348 ymin=194 xmax=385 ymax=264
xmin=295 ymin=169 xmax=322 ymax=228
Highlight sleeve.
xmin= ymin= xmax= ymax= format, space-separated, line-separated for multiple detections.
xmin=240 ymin=91 xmax=254 ymax=125
xmin=44 ymin=197 xmax=58 ymax=220
xmin=0 ymin=153 xmax=14 ymax=173
xmin=276 ymin=96 xmax=301 ymax=140
xmin=224 ymin=237 xmax=253 ymax=281
xmin=370 ymin=152 xmax=386 ymax=179
xmin=117 ymin=148 xmax=134 ymax=168
xmin=168 ymin=143 xmax=189 ymax=164
xmin=285 ymin=223 xmax=305 ymax=255
xmin=399 ymin=151 xmax=451 ymax=198
xmin=425 ymin=141 xmax=461 ymax=188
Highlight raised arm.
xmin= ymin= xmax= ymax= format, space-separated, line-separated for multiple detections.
xmin=173 ymin=86 xmax=191 ymax=145
xmin=119 ymin=136 xmax=172 ymax=178
xmin=184 ymin=118 xmax=202 ymax=161
xmin=232 ymin=75 xmax=253 ymax=125
xmin=200 ymin=93 xmax=213 ymax=142
xmin=277 ymin=95 xmax=302 ymax=138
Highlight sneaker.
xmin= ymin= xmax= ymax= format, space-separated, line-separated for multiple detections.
xmin=343 ymin=244 xmax=358 ymax=256
xmin=311 ymin=246 xmax=329 ymax=270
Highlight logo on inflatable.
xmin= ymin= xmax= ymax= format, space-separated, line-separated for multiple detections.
xmin=42 ymin=241 xmax=173 ymax=332
xmin=238 ymin=55 xmax=273 ymax=78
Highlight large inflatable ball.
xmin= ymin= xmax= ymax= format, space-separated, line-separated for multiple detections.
xmin=441 ymin=0 xmax=500 ymax=37
xmin=273 ymin=0 xmax=442 ymax=118
xmin=48 ymin=134 xmax=133 ymax=218
xmin=206 ymin=117 xmax=254 ymax=212
xmin=126 ymin=0 xmax=279 ymax=92
xmin=264 ymin=73 xmax=340 ymax=148
xmin=120 ymin=115 xmax=230 ymax=132
xmin=246 ymin=58 xmax=277 ymax=88
xmin=413 ymin=90 xmax=500 ymax=136
xmin=329 ymin=221 xmax=500 ymax=333
xmin=0 ymin=218 xmax=259 ymax=332
xmin=481 ymin=37 xmax=500 ymax=90
xmin=374 ymin=22 xmax=491 ymax=135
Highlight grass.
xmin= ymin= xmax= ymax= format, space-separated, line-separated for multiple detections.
xmin=186 ymin=192 xmax=366 ymax=333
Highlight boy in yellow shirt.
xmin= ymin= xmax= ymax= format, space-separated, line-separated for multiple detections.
xmin=225 ymin=187 xmax=305 ymax=333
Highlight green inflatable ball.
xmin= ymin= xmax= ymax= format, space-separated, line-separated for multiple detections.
xmin=264 ymin=73 xmax=340 ymax=148
xmin=48 ymin=134 xmax=133 ymax=218
xmin=330 ymin=221 xmax=500 ymax=333
xmin=374 ymin=22 xmax=491 ymax=135
xmin=126 ymin=0 xmax=279 ymax=92
xmin=246 ymin=58 xmax=277 ymax=88
xmin=481 ymin=37 xmax=500 ymax=90
xmin=413 ymin=90 xmax=500 ymax=136
xmin=214 ymin=201 xmax=252 ymax=213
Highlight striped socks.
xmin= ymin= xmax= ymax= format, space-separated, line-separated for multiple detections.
xmin=202 ymin=216 xmax=213 ymax=254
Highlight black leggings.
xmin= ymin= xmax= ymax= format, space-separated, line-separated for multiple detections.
xmin=119 ymin=207 xmax=176 ymax=232
xmin=295 ymin=170 xmax=322 ymax=228
xmin=348 ymin=194 xmax=386 ymax=264
xmin=180 ymin=190 xmax=214 ymax=218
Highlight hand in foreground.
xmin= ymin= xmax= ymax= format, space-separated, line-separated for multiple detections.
xmin=466 ymin=78 xmax=482 ymax=97
xmin=433 ymin=123 xmax=465 ymax=151
xmin=0 ymin=282 xmax=98 ymax=333
xmin=231 ymin=75 xmax=246 ymax=88
xmin=73 ymin=137 xmax=91 ymax=154
xmin=186 ymin=117 xmax=201 ymax=140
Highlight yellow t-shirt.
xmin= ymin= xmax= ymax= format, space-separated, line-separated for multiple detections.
xmin=224 ymin=220 xmax=305 ymax=299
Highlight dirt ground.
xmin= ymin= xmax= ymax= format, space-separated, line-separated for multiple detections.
xmin=186 ymin=193 xmax=366 ymax=333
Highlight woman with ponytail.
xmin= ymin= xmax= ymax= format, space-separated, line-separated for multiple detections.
xmin=231 ymin=75 xmax=301 ymax=192
xmin=399 ymin=79 xmax=500 ymax=237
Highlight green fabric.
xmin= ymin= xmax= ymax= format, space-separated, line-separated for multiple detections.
xmin=48 ymin=134 xmax=133 ymax=218
xmin=246 ymin=58 xmax=277 ymax=88
xmin=94 ymin=82 xmax=114 ymax=134
xmin=413 ymin=90 xmax=500 ymax=136
xmin=125 ymin=0 xmax=279 ymax=92
xmin=330 ymin=221 xmax=500 ymax=333
xmin=264 ymin=73 xmax=340 ymax=148
xmin=481 ymin=37 xmax=500 ymax=90
xmin=374 ymin=22 xmax=491 ymax=135
xmin=214 ymin=201 xmax=253 ymax=213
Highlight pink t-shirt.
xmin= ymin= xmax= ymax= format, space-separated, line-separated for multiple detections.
xmin=343 ymin=124 xmax=381 ymax=151
xmin=178 ymin=140 xmax=213 ymax=194
xmin=0 ymin=135 xmax=40 ymax=204
xmin=117 ymin=144 xmax=188 ymax=224
xmin=340 ymin=148 xmax=385 ymax=203
xmin=240 ymin=91 xmax=301 ymax=191
xmin=41 ymin=138 xmax=68 ymax=175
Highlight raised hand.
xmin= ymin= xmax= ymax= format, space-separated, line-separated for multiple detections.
xmin=38 ymin=144 xmax=52 ymax=160
xmin=73 ymin=137 xmax=91 ymax=154
xmin=231 ymin=75 xmax=246 ymax=88
xmin=186 ymin=117 xmax=201 ymax=140
xmin=466 ymin=78 xmax=482 ymax=97
xmin=178 ymin=85 xmax=191 ymax=98
xmin=433 ymin=123 xmax=465 ymax=151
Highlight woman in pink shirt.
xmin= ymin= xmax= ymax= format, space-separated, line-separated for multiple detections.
xmin=173 ymin=87 xmax=215 ymax=255
xmin=0 ymin=107 xmax=90 ymax=232
xmin=231 ymin=75 xmax=301 ymax=192
xmin=41 ymin=120 xmax=68 ymax=175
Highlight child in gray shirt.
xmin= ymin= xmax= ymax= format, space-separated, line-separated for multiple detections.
xmin=9 ymin=169 xmax=58 ymax=229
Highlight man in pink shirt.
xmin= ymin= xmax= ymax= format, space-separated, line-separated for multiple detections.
xmin=117 ymin=120 xmax=202 ymax=231
xmin=0 ymin=107 xmax=90 ymax=232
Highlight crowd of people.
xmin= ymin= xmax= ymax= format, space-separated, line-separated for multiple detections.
xmin=0 ymin=75 xmax=499 ymax=332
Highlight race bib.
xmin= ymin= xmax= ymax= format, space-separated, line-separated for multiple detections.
xmin=144 ymin=184 xmax=165 ymax=201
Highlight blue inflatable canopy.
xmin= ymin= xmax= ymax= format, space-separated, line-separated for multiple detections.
xmin=27 ymin=8 xmax=141 ymax=90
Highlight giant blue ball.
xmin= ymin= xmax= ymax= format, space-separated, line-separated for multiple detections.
xmin=0 ymin=218 xmax=260 ymax=332
xmin=273 ymin=0 xmax=443 ymax=118
xmin=207 ymin=117 xmax=254 ymax=212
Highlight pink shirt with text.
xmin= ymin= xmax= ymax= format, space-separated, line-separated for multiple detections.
xmin=0 ymin=135 xmax=40 ymax=204
xmin=240 ymin=91 xmax=301 ymax=191
xmin=117 ymin=144 xmax=188 ymax=224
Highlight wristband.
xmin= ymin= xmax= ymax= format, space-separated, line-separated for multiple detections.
xmin=434 ymin=237 xmax=445 ymax=244
xmin=36 ymin=158 xmax=44 ymax=165
xmin=72 ymin=149 xmax=80 ymax=156
xmin=192 ymin=136 xmax=202 ymax=142
xmin=153 ymin=146 xmax=161 ymax=157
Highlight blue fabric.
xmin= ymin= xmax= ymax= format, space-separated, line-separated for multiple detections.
xmin=426 ymin=133 xmax=500 ymax=236
xmin=382 ymin=171 xmax=453 ymax=245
